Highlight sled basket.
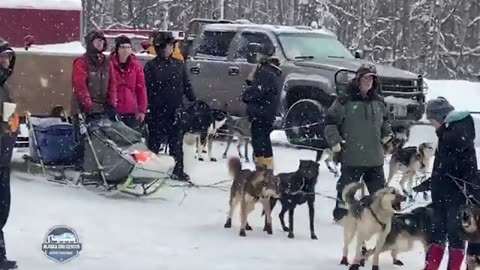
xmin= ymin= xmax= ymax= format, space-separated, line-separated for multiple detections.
xmin=28 ymin=116 xmax=77 ymax=166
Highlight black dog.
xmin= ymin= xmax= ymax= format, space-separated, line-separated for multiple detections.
xmin=173 ymin=100 xmax=227 ymax=161
xmin=269 ymin=160 xmax=320 ymax=239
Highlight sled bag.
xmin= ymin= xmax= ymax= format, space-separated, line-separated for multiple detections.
xmin=30 ymin=123 xmax=77 ymax=165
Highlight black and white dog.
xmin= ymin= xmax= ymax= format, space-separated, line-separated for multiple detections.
xmin=175 ymin=100 xmax=227 ymax=162
xmin=386 ymin=142 xmax=435 ymax=199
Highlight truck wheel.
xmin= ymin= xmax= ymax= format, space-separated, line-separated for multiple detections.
xmin=283 ymin=99 xmax=328 ymax=148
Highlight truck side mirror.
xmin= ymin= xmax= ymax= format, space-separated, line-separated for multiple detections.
xmin=246 ymin=43 xmax=261 ymax=64
xmin=354 ymin=49 xmax=364 ymax=59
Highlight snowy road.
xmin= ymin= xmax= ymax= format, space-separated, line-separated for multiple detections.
xmin=6 ymin=132 xmax=446 ymax=270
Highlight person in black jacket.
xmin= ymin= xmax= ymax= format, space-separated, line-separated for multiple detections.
xmin=0 ymin=38 xmax=18 ymax=270
xmin=423 ymin=97 xmax=477 ymax=270
xmin=241 ymin=43 xmax=281 ymax=170
xmin=144 ymin=32 xmax=196 ymax=181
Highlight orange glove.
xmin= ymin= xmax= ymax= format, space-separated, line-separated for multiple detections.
xmin=9 ymin=113 xmax=19 ymax=132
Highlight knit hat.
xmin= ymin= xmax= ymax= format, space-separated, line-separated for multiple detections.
xmin=85 ymin=30 xmax=107 ymax=53
xmin=356 ymin=64 xmax=377 ymax=80
xmin=114 ymin=35 xmax=132 ymax=52
xmin=426 ymin=97 xmax=455 ymax=121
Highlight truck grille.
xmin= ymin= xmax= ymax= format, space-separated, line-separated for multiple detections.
xmin=380 ymin=78 xmax=417 ymax=92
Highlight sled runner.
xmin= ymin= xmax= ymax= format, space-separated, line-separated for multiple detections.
xmin=22 ymin=112 xmax=173 ymax=197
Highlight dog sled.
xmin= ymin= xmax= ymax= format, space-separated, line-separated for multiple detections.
xmin=22 ymin=112 xmax=173 ymax=197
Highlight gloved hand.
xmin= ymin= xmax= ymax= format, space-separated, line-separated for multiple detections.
xmin=105 ymin=104 xmax=117 ymax=121
xmin=382 ymin=133 xmax=394 ymax=144
xmin=331 ymin=143 xmax=342 ymax=153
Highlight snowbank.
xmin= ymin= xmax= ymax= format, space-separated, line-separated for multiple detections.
xmin=16 ymin=41 xmax=85 ymax=54
xmin=0 ymin=0 xmax=81 ymax=10
xmin=425 ymin=79 xmax=480 ymax=112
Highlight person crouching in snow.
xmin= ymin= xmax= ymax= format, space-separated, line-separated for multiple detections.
xmin=0 ymin=38 xmax=19 ymax=270
xmin=423 ymin=97 xmax=477 ymax=270
xmin=324 ymin=64 xmax=392 ymax=223
xmin=241 ymin=43 xmax=281 ymax=170
xmin=110 ymin=35 xmax=147 ymax=130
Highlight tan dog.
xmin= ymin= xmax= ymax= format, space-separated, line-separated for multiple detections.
xmin=387 ymin=142 xmax=435 ymax=199
xmin=223 ymin=157 xmax=280 ymax=237
xmin=339 ymin=182 xmax=406 ymax=270
xmin=460 ymin=205 xmax=480 ymax=270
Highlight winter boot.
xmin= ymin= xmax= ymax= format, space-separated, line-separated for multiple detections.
xmin=333 ymin=191 xmax=348 ymax=222
xmin=424 ymin=244 xmax=445 ymax=270
xmin=447 ymin=248 xmax=465 ymax=270
xmin=254 ymin=156 xmax=265 ymax=167
xmin=0 ymin=239 xmax=16 ymax=270
xmin=263 ymin=157 xmax=274 ymax=171
xmin=171 ymin=163 xmax=190 ymax=182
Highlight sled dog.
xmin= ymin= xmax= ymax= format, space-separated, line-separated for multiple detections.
xmin=223 ymin=157 xmax=280 ymax=237
xmin=194 ymin=109 xmax=227 ymax=161
xmin=339 ymin=182 xmax=406 ymax=269
xmin=222 ymin=115 xmax=252 ymax=162
xmin=383 ymin=127 xmax=409 ymax=156
xmin=386 ymin=142 xmax=435 ymax=198
xmin=460 ymin=205 xmax=480 ymax=270
xmin=315 ymin=148 xmax=341 ymax=177
xmin=363 ymin=203 xmax=434 ymax=266
xmin=269 ymin=160 xmax=320 ymax=239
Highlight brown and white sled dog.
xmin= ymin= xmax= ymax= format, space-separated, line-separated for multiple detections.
xmin=339 ymin=182 xmax=406 ymax=270
xmin=386 ymin=142 xmax=435 ymax=198
xmin=460 ymin=205 xmax=480 ymax=270
xmin=363 ymin=203 xmax=434 ymax=267
xmin=223 ymin=157 xmax=280 ymax=237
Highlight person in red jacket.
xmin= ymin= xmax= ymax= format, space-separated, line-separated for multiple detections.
xmin=71 ymin=30 xmax=117 ymax=168
xmin=110 ymin=35 xmax=147 ymax=129
xmin=71 ymin=30 xmax=117 ymax=120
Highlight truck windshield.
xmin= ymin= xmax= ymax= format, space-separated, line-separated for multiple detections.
xmin=277 ymin=32 xmax=355 ymax=60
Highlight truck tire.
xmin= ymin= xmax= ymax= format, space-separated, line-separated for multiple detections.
xmin=283 ymin=99 xmax=329 ymax=149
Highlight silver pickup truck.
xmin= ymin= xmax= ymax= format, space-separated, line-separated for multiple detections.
xmin=186 ymin=19 xmax=427 ymax=146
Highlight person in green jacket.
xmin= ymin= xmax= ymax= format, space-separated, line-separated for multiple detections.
xmin=324 ymin=64 xmax=393 ymax=222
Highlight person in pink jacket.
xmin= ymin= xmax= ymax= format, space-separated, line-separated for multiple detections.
xmin=110 ymin=35 xmax=147 ymax=129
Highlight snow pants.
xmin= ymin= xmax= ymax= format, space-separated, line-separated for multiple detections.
xmin=333 ymin=166 xmax=386 ymax=221
xmin=146 ymin=109 xmax=184 ymax=171
xmin=431 ymin=202 xmax=465 ymax=249
xmin=250 ymin=118 xmax=273 ymax=158
xmin=0 ymin=167 xmax=11 ymax=259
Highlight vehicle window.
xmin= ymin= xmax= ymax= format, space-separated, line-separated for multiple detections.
xmin=195 ymin=30 xmax=236 ymax=58
xmin=234 ymin=32 xmax=274 ymax=59
xmin=277 ymin=32 xmax=355 ymax=60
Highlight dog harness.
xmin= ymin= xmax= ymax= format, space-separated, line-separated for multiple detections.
xmin=368 ymin=206 xmax=386 ymax=231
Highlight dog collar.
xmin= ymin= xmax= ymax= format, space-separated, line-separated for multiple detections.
xmin=368 ymin=206 xmax=386 ymax=231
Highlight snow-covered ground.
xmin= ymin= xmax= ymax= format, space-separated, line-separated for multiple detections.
xmin=5 ymin=39 xmax=480 ymax=269
xmin=9 ymin=143 xmax=432 ymax=270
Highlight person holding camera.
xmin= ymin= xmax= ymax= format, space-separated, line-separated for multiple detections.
xmin=0 ymin=37 xmax=19 ymax=270
xmin=241 ymin=43 xmax=282 ymax=170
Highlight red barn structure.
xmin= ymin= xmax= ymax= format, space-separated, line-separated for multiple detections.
xmin=0 ymin=0 xmax=82 ymax=47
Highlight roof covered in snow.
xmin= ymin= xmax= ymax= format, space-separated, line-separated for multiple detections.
xmin=203 ymin=23 xmax=336 ymax=37
xmin=0 ymin=0 xmax=82 ymax=11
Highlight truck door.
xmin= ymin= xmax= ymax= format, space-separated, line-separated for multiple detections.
xmin=226 ymin=31 xmax=277 ymax=115
xmin=185 ymin=29 xmax=236 ymax=110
